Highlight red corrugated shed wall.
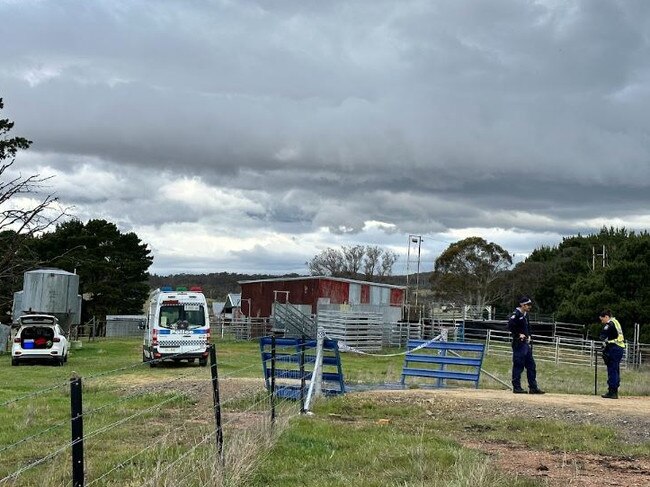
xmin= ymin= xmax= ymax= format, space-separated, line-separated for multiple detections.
xmin=240 ymin=279 xmax=321 ymax=317
xmin=360 ymin=284 xmax=370 ymax=304
xmin=240 ymin=278 xmax=405 ymax=317
xmin=317 ymin=279 xmax=350 ymax=310
xmin=390 ymin=288 xmax=405 ymax=306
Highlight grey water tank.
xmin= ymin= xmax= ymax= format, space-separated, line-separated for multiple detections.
xmin=21 ymin=269 xmax=80 ymax=313
xmin=12 ymin=291 xmax=23 ymax=319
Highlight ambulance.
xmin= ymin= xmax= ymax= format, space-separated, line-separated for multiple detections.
xmin=143 ymin=286 xmax=211 ymax=366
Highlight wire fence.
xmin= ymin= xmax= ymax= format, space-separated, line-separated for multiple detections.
xmin=3 ymin=325 xmax=647 ymax=485
xmin=0 ymin=341 xmax=307 ymax=487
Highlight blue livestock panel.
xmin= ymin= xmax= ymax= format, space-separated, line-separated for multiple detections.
xmin=401 ymin=340 xmax=485 ymax=389
xmin=260 ymin=337 xmax=345 ymax=400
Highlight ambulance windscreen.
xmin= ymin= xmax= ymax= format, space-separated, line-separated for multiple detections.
xmin=159 ymin=304 xmax=206 ymax=330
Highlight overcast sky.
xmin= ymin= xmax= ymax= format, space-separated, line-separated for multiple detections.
xmin=2 ymin=0 xmax=649 ymax=276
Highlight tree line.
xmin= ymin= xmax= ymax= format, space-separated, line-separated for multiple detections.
xmin=0 ymin=219 xmax=152 ymax=323
xmin=429 ymin=231 xmax=650 ymax=342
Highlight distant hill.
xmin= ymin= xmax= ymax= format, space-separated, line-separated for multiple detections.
xmin=148 ymin=271 xmax=433 ymax=301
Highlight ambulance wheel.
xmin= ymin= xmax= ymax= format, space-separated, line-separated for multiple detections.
xmin=11 ymin=358 xmax=19 ymax=366
xmin=199 ymin=357 xmax=208 ymax=367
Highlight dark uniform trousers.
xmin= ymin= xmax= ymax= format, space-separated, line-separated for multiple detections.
xmin=512 ymin=341 xmax=538 ymax=390
xmin=604 ymin=344 xmax=624 ymax=392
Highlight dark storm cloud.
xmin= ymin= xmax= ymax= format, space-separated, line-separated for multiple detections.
xmin=2 ymin=0 xmax=650 ymax=274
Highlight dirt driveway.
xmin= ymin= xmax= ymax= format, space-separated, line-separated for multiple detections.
xmin=359 ymin=388 xmax=650 ymax=486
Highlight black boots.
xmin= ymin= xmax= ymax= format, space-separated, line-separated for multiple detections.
xmin=601 ymin=389 xmax=619 ymax=399
xmin=513 ymin=386 xmax=545 ymax=394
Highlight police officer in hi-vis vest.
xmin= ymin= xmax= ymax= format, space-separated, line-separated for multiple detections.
xmin=598 ymin=309 xmax=626 ymax=399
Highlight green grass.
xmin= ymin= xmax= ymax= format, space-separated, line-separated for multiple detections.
xmin=339 ymin=344 xmax=650 ymax=396
xmin=251 ymin=397 xmax=541 ymax=487
xmin=249 ymin=392 xmax=650 ymax=486
xmin=1 ymin=337 xmax=648 ymax=486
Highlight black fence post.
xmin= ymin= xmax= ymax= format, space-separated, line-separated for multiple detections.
xmin=299 ymin=335 xmax=306 ymax=414
xmin=209 ymin=344 xmax=224 ymax=461
xmin=270 ymin=335 xmax=276 ymax=424
xmin=70 ymin=376 xmax=84 ymax=487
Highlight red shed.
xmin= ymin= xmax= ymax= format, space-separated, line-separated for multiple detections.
xmin=239 ymin=276 xmax=406 ymax=318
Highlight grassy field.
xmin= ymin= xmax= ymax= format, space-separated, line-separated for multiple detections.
xmin=1 ymin=337 xmax=648 ymax=486
xmin=339 ymin=344 xmax=650 ymax=396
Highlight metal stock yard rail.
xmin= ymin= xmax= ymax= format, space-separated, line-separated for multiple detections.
xmin=483 ymin=329 xmax=624 ymax=367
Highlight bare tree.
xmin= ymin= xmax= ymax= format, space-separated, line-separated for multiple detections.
xmin=307 ymin=247 xmax=344 ymax=276
xmin=308 ymin=245 xmax=398 ymax=280
xmin=363 ymin=245 xmax=382 ymax=278
xmin=379 ymin=249 xmax=398 ymax=277
xmin=0 ymin=98 xmax=66 ymax=312
xmin=342 ymin=245 xmax=364 ymax=275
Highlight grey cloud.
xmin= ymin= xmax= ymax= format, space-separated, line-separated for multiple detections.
xmin=2 ymin=0 xmax=650 ymax=273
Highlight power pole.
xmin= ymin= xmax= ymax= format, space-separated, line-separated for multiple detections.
xmin=592 ymin=245 xmax=607 ymax=270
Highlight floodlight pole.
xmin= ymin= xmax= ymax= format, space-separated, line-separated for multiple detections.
xmin=406 ymin=235 xmax=422 ymax=321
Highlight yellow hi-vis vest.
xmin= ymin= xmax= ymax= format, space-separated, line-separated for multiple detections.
xmin=608 ymin=317 xmax=626 ymax=348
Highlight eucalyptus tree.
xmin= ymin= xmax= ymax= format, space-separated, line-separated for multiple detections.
xmin=430 ymin=237 xmax=512 ymax=315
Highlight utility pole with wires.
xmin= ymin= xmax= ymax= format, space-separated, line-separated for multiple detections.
xmin=406 ymin=235 xmax=422 ymax=321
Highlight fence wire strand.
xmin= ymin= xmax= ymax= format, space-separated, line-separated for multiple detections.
xmin=3 ymin=337 xmax=313 ymax=486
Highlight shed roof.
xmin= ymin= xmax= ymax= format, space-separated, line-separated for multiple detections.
xmin=238 ymin=275 xmax=406 ymax=290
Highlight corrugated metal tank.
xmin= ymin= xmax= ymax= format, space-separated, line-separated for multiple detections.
xmin=12 ymin=291 xmax=23 ymax=318
xmin=14 ymin=269 xmax=82 ymax=330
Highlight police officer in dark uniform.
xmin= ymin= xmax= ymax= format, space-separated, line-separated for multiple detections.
xmin=598 ymin=309 xmax=625 ymax=399
xmin=508 ymin=296 xmax=545 ymax=394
